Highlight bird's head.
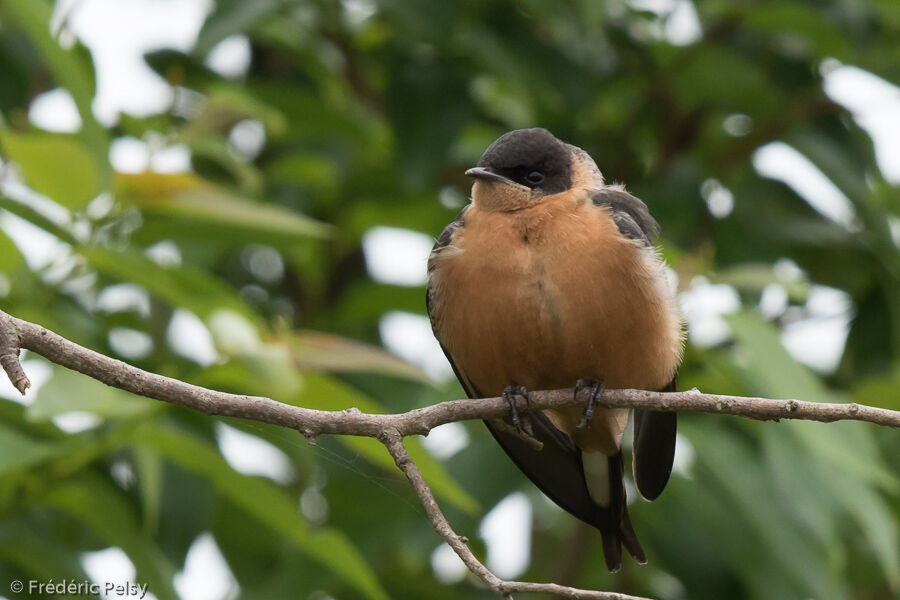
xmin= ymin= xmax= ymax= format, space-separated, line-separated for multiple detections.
xmin=466 ymin=128 xmax=602 ymax=212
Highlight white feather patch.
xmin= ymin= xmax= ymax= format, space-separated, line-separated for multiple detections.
xmin=582 ymin=452 xmax=611 ymax=507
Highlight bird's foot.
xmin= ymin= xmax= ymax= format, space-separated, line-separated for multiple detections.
xmin=502 ymin=384 xmax=533 ymax=437
xmin=575 ymin=379 xmax=605 ymax=429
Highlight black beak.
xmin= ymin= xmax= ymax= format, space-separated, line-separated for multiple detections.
xmin=465 ymin=167 xmax=514 ymax=184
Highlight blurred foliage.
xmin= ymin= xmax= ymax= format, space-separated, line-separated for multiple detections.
xmin=0 ymin=0 xmax=899 ymax=599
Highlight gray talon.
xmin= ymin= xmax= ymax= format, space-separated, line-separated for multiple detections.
xmin=502 ymin=384 xmax=534 ymax=437
xmin=575 ymin=379 xmax=605 ymax=429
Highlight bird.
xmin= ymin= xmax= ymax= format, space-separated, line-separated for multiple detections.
xmin=425 ymin=128 xmax=684 ymax=571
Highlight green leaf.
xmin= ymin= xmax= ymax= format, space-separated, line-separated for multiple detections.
xmin=790 ymin=420 xmax=897 ymax=493
xmin=207 ymin=339 xmax=306 ymax=399
xmin=728 ymin=310 xmax=899 ymax=587
xmin=198 ymin=358 xmax=478 ymax=515
xmin=764 ymin=420 xmax=899 ymax=591
xmin=329 ymin=283 xmax=428 ymax=330
xmin=760 ymin=427 xmax=841 ymax=552
xmin=133 ymin=446 xmax=164 ymax=536
xmin=0 ymin=229 xmax=24 ymax=271
xmin=725 ymin=311 xmax=838 ymax=401
xmin=673 ymin=48 xmax=776 ymax=114
xmin=687 ymin=422 xmax=835 ymax=598
xmin=0 ymin=195 xmax=79 ymax=245
xmin=115 ymin=172 xmax=333 ymax=243
xmin=179 ymin=131 xmax=265 ymax=193
xmin=0 ymin=422 xmax=67 ymax=474
xmin=818 ymin=461 xmax=900 ymax=590
xmin=82 ymin=246 xmax=258 ymax=323
xmin=265 ymin=153 xmax=340 ymax=191
xmin=46 ymin=478 xmax=179 ymax=600
xmin=712 ymin=262 xmax=809 ymax=302
xmin=728 ymin=312 xmax=897 ymax=485
xmin=1 ymin=0 xmax=109 ymax=178
xmin=288 ymin=330 xmax=434 ymax=384
xmin=0 ymin=131 xmax=100 ymax=209
xmin=785 ymin=130 xmax=868 ymax=206
xmin=1 ymin=0 xmax=90 ymax=111
xmin=194 ymin=0 xmax=281 ymax=57
xmin=743 ymin=4 xmax=850 ymax=58
xmin=294 ymin=374 xmax=479 ymax=514
xmin=130 ymin=424 xmax=389 ymax=600
xmin=853 ymin=370 xmax=900 ymax=411
xmin=0 ymin=521 xmax=90 ymax=582
xmin=200 ymin=84 xmax=289 ymax=137
xmin=27 ymin=367 xmax=159 ymax=422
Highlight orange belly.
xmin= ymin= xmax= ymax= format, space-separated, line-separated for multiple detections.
xmin=429 ymin=195 xmax=683 ymax=452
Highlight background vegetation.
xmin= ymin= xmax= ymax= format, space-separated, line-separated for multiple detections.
xmin=0 ymin=0 xmax=899 ymax=598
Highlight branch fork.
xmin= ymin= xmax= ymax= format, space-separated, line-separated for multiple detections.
xmin=0 ymin=317 xmax=29 ymax=394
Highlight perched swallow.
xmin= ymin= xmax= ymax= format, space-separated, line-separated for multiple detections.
xmin=426 ymin=128 xmax=684 ymax=571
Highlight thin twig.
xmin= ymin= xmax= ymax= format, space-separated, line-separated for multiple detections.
xmin=379 ymin=430 xmax=651 ymax=600
xmin=2 ymin=307 xmax=899 ymax=600
xmin=378 ymin=430 xmax=505 ymax=592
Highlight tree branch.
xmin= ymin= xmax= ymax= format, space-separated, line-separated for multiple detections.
xmin=2 ymin=310 xmax=897 ymax=434
xmin=2 ymin=307 xmax=898 ymax=599
xmin=379 ymin=430 xmax=651 ymax=600
xmin=0 ymin=313 xmax=29 ymax=395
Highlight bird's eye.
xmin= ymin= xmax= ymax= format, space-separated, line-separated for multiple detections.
xmin=526 ymin=171 xmax=544 ymax=185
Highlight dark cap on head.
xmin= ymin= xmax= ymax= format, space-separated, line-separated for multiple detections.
xmin=474 ymin=128 xmax=573 ymax=194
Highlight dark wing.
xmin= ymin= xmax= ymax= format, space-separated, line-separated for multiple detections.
xmin=426 ymin=205 xmax=482 ymax=399
xmin=592 ymin=188 xmax=677 ymax=501
xmin=591 ymin=187 xmax=659 ymax=245
xmin=483 ymin=413 xmax=601 ymax=527
xmin=426 ymin=205 xmax=468 ymax=337
xmin=487 ymin=419 xmax=645 ymax=571
xmin=632 ymin=377 xmax=678 ymax=501
xmin=427 ymin=205 xmax=469 ymax=266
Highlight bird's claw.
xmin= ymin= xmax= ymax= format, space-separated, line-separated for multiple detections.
xmin=575 ymin=378 xmax=604 ymax=429
xmin=502 ymin=384 xmax=534 ymax=437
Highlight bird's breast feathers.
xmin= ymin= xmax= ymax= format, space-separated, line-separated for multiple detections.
xmin=428 ymin=191 xmax=683 ymax=400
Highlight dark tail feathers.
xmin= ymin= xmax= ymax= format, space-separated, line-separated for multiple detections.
xmin=599 ymin=452 xmax=646 ymax=572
